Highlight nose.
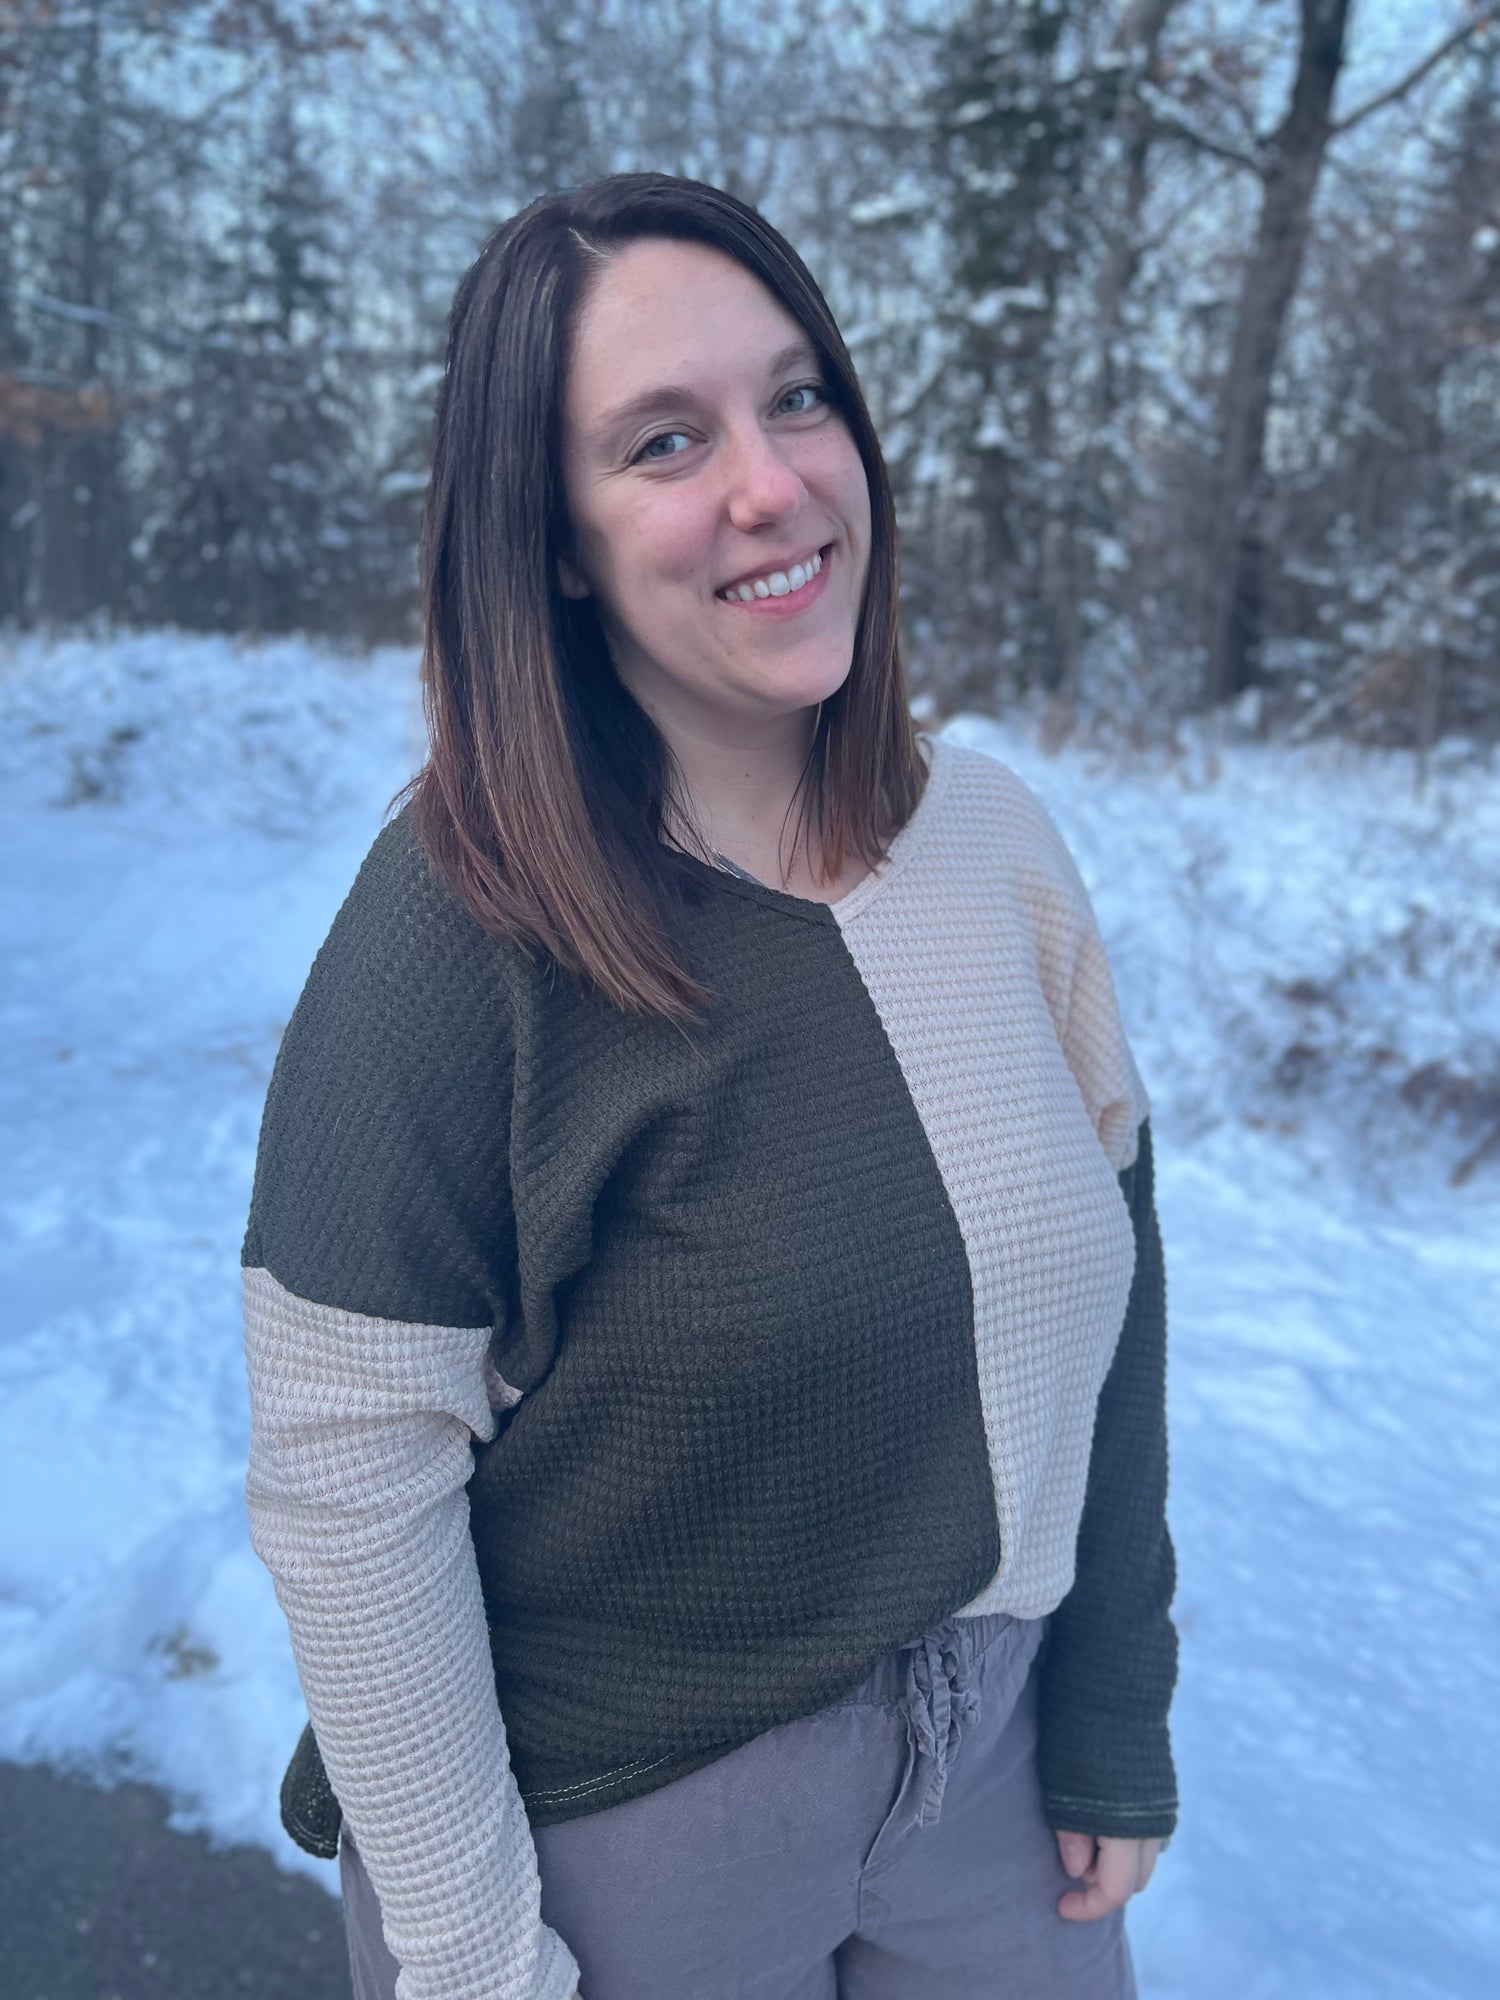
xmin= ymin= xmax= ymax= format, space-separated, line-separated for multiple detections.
xmin=719 ymin=417 xmax=806 ymax=531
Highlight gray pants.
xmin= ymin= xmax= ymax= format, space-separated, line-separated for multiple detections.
xmin=340 ymin=1611 xmax=1137 ymax=1999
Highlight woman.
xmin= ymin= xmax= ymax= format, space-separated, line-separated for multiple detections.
xmin=242 ymin=172 xmax=1178 ymax=2000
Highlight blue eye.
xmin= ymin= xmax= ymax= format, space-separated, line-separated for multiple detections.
xmin=779 ymin=382 xmax=826 ymax=414
xmin=636 ymin=430 xmax=693 ymax=462
xmin=631 ymin=383 xmax=827 ymax=465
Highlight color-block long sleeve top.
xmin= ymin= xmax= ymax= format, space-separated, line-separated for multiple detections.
xmin=241 ymin=731 xmax=1178 ymax=2000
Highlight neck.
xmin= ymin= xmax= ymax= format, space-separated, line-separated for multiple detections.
xmin=658 ymin=704 xmax=824 ymax=886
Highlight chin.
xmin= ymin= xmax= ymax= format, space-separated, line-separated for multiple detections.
xmin=805 ymin=653 xmax=857 ymax=708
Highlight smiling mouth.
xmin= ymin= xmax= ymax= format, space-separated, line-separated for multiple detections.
xmin=716 ymin=543 xmax=833 ymax=605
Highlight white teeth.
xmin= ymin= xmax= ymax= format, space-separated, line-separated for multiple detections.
xmin=719 ymin=547 xmax=826 ymax=602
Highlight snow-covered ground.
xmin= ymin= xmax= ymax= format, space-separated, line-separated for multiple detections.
xmin=2 ymin=630 xmax=1496 ymax=1998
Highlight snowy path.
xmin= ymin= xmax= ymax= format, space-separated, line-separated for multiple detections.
xmin=2 ymin=635 xmax=1496 ymax=1997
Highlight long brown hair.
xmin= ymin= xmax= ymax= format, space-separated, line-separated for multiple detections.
xmin=409 ymin=171 xmax=925 ymax=1022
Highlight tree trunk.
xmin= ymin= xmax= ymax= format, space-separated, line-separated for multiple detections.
xmin=59 ymin=0 xmax=126 ymax=623
xmin=1057 ymin=0 xmax=1182 ymax=701
xmin=1203 ymin=0 xmax=1351 ymax=707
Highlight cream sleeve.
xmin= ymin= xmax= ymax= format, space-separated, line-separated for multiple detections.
xmin=243 ymin=1264 xmax=582 ymax=2000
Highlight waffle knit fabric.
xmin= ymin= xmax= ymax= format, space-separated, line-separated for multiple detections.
xmin=241 ymin=732 xmax=1178 ymax=2000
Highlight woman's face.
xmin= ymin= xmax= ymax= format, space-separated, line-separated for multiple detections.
xmin=557 ymin=236 xmax=872 ymax=744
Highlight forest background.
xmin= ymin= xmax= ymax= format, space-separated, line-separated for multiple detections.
xmin=4 ymin=9 xmax=1500 ymax=1997
xmin=5 ymin=0 xmax=1500 ymax=757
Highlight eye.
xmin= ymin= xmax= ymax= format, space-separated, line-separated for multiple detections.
xmin=634 ymin=428 xmax=694 ymax=464
xmin=629 ymin=382 xmax=828 ymax=466
xmin=778 ymin=381 xmax=827 ymax=416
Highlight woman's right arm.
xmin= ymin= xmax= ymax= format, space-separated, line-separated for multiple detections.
xmin=244 ymin=1269 xmax=580 ymax=2000
xmin=240 ymin=818 xmax=582 ymax=2000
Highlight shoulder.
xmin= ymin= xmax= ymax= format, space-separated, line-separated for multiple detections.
xmin=272 ymin=808 xmax=532 ymax=1120
xmin=933 ymin=737 xmax=1099 ymax=930
xmin=299 ymin=807 xmax=519 ymax=1023
xmin=932 ymin=739 xmax=1149 ymax=1170
xmin=243 ymin=809 xmax=521 ymax=1320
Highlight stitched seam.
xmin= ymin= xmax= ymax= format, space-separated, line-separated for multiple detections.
xmin=1048 ymin=1808 xmax=1176 ymax=1824
xmin=283 ymin=1802 xmax=341 ymax=1856
xmin=675 ymin=864 xmax=834 ymax=928
xmin=528 ymin=1751 xmax=678 ymax=1804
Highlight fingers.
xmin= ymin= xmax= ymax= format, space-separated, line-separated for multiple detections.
xmin=1055 ymin=1829 xmax=1095 ymax=1880
xmin=1055 ymin=1833 xmax=1162 ymax=1922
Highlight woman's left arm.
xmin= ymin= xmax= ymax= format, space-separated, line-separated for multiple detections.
xmin=1035 ymin=1117 xmax=1179 ymax=1907
xmin=992 ymin=763 xmax=1179 ymax=1912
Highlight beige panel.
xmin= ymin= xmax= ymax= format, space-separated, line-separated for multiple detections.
xmin=834 ymin=739 xmax=1147 ymax=1620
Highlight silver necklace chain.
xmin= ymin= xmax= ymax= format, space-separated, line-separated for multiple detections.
xmin=710 ymin=850 xmax=767 ymax=886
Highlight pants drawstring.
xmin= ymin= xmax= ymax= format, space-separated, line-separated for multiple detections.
xmin=904 ymin=1625 xmax=983 ymax=1828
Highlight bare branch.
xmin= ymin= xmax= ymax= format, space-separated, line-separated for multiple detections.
xmin=1140 ymin=80 xmax=1264 ymax=175
xmin=1331 ymin=5 xmax=1499 ymax=136
xmin=785 ymin=111 xmax=936 ymax=140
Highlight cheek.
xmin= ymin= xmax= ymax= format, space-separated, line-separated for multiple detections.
xmin=604 ymin=493 xmax=715 ymax=601
xmin=844 ymin=452 xmax=873 ymax=539
xmin=651 ymin=494 xmax=719 ymax=590
xmin=803 ymin=431 xmax=870 ymax=533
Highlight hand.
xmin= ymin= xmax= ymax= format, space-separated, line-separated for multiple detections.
xmin=1054 ymin=1831 xmax=1163 ymax=1921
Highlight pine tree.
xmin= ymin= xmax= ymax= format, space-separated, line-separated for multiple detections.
xmin=137 ymin=69 xmax=372 ymax=633
xmin=917 ymin=0 xmax=1126 ymax=699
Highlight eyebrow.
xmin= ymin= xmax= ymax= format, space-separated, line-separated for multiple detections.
xmin=589 ymin=339 xmax=823 ymax=448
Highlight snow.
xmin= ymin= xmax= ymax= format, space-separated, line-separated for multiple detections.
xmin=2 ymin=631 xmax=1496 ymax=1996
xmin=966 ymin=284 xmax=1049 ymax=326
xmin=0 ymin=631 xmax=423 ymax=1864
xmin=848 ymin=189 xmax=928 ymax=228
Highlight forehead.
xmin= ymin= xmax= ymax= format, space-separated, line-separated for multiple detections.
xmin=565 ymin=237 xmax=810 ymax=428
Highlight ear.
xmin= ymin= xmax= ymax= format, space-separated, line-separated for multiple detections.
xmin=556 ymin=554 xmax=590 ymax=601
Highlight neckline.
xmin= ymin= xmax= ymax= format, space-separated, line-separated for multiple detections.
xmin=665 ymin=731 xmax=950 ymax=926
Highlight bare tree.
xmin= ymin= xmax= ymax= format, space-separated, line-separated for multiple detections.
xmin=1055 ymin=0 xmax=1184 ymax=700
xmin=1201 ymin=0 xmax=1352 ymax=708
xmin=1194 ymin=0 xmax=1500 ymax=708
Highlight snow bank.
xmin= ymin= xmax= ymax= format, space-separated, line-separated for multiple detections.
xmin=1 ymin=631 xmax=1495 ymax=1998
xmin=0 ymin=629 xmax=423 ymax=1866
xmin=941 ymin=709 xmax=1500 ymax=1195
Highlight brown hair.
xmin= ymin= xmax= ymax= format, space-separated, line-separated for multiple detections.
xmin=408 ymin=170 xmax=925 ymax=1022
